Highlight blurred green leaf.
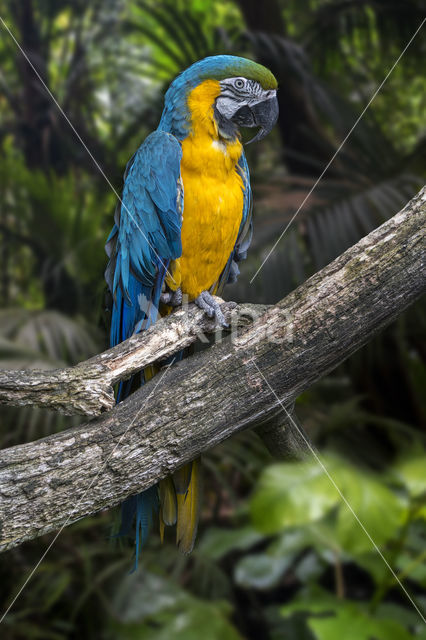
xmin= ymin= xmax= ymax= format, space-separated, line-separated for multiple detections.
xmin=198 ymin=525 xmax=264 ymax=561
xmin=110 ymin=600 xmax=243 ymax=640
xmin=395 ymin=551 xmax=426 ymax=587
xmin=108 ymin=571 xmax=242 ymax=639
xmin=250 ymin=460 xmax=340 ymax=534
xmin=394 ymin=456 xmax=426 ymax=498
xmin=234 ymin=552 xmax=293 ymax=590
xmin=335 ymin=468 xmax=406 ymax=554
xmin=293 ymin=552 xmax=325 ymax=584
xmin=140 ymin=600 xmax=242 ymax=640
xmin=375 ymin=601 xmax=424 ymax=631
xmin=308 ymin=608 xmax=413 ymax=640
xmin=269 ymin=528 xmax=324 ymax=557
xmin=281 ymin=589 xmax=413 ymax=640
xmin=251 ymin=456 xmax=406 ymax=554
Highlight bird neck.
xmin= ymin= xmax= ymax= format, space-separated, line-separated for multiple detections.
xmin=183 ymin=80 xmax=242 ymax=173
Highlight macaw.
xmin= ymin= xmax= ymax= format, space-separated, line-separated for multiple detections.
xmin=105 ymin=55 xmax=278 ymax=563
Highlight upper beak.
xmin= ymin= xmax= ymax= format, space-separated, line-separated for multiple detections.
xmin=232 ymin=94 xmax=279 ymax=144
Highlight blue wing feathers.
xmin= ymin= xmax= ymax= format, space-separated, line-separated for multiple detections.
xmin=228 ymin=152 xmax=253 ymax=281
xmin=106 ymin=130 xmax=183 ymax=348
xmin=236 ymin=151 xmax=253 ymax=260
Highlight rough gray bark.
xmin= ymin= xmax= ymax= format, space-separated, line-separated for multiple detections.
xmin=256 ymin=406 xmax=312 ymax=461
xmin=0 ymin=301 xmax=267 ymax=417
xmin=0 ymin=187 xmax=424 ymax=552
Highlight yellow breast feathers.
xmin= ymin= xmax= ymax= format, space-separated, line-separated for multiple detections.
xmin=174 ymin=80 xmax=244 ymax=300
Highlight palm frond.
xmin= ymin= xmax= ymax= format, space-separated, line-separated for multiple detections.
xmin=0 ymin=308 xmax=101 ymax=444
xmin=124 ymin=0 xmax=239 ymax=81
xmin=241 ymin=30 xmax=342 ymax=129
xmin=305 ymin=0 xmax=425 ymax=68
xmin=0 ymin=308 xmax=99 ymax=365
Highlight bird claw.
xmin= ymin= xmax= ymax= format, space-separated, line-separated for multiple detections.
xmin=160 ymin=287 xmax=183 ymax=307
xmin=195 ymin=291 xmax=229 ymax=328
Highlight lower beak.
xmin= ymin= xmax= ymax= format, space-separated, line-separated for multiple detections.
xmin=232 ymin=96 xmax=279 ymax=144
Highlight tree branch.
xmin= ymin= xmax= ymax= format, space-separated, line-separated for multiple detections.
xmin=0 ymin=187 xmax=424 ymax=552
xmin=0 ymin=302 xmax=267 ymax=416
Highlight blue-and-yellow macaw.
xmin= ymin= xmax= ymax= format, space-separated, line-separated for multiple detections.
xmin=105 ymin=55 xmax=278 ymax=562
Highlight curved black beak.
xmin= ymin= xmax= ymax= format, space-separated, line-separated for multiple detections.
xmin=231 ymin=95 xmax=279 ymax=145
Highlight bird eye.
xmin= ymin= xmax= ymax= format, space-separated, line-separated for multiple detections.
xmin=234 ymin=78 xmax=245 ymax=89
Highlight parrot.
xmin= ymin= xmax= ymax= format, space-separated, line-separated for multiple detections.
xmin=105 ymin=55 xmax=278 ymax=565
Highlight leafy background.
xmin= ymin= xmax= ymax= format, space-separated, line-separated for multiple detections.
xmin=0 ymin=0 xmax=425 ymax=638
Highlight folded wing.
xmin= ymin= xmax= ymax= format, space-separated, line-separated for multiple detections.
xmin=105 ymin=130 xmax=183 ymax=347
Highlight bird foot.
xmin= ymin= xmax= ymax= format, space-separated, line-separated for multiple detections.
xmin=160 ymin=287 xmax=183 ymax=307
xmin=195 ymin=291 xmax=228 ymax=328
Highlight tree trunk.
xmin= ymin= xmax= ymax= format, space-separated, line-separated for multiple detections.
xmin=0 ymin=186 xmax=424 ymax=551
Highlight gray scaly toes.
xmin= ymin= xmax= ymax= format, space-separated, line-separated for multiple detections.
xmin=160 ymin=287 xmax=183 ymax=307
xmin=195 ymin=290 xmax=228 ymax=328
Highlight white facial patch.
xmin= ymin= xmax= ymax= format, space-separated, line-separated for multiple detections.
xmin=215 ymin=77 xmax=276 ymax=120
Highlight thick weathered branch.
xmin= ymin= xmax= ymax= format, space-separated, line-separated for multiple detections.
xmin=0 ymin=187 xmax=424 ymax=551
xmin=0 ymin=302 xmax=267 ymax=416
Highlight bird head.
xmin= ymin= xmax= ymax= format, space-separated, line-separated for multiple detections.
xmin=214 ymin=75 xmax=278 ymax=144
xmin=162 ymin=55 xmax=278 ymax=144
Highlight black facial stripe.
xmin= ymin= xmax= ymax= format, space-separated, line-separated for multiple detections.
xmin=220 ymin=78 xmax=267 ymax=99
xmin=220 ymin=87 xmax=247 ymax=99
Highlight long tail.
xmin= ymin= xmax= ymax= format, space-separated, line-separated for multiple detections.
xmin=119 ymin=452 xmax=201 ymax=565
xmin=173 ymin=459 xmax=201 ymax=554
xmin=117 ymin=347 xmax=202 ymax=563
xmin=115 ymin=485 xmax=159 ymax=572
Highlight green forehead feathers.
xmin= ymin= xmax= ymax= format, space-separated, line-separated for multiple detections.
xmin=174 ymin=55 xmax=278 ymax=92
xmin=217 ymin=57 xmax=278 ymax=90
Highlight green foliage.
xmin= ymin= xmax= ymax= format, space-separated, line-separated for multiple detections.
xmin=281 ymin=588 xmax=414 ymax=640
xmin=199 ymin=525 xmax=264 ymax=561
xmin=394 ymin=455 xmax=426 ymax=499
xmin=234 ymin=552 xmax=294 ymax=590
xmin=0 ymin=149 xmax=113 ymax=314
xmin=107 ymin=571 xmax=242 ymax=639
xmin=0 ymin=308 xmax=99 ymax=366
xmin=251 ymin=455 xmax=407 ymax=554
xmin=126 ymin=0 xmax=242 ymax=78
xmin=246 ymin=453 xmax=426 ymax=637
